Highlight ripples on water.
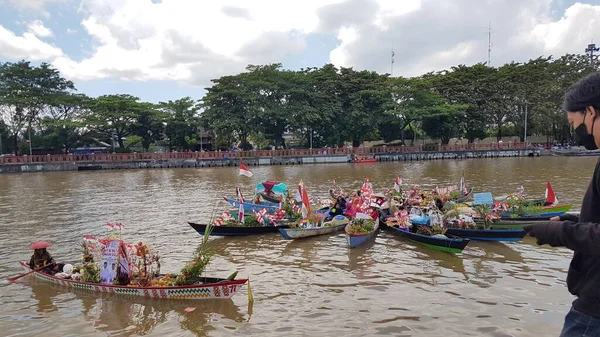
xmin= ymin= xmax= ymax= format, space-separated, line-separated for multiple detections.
xmin=0 ymin=157 xmax=595 ymax=336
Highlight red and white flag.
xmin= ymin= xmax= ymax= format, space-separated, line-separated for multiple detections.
xmin=238 ymin=201 xmax=245 ymax=223
xmin=83 ymin=234 xmax=96 ymax=241
xmin=236 ymin=187 xmax=246 ymax=203
xmin=301 ymin=184 xmax=311 ymax=219
xmin=394 ymin=176 xmax=402 ymax=192
xmin=295 ymin=182 xmax=303 ymax=203
xmin=239 ymin=163 xmax=253 ymax=177
xmin=115 ymin=222 xmax=124 ymax=230
xmin=106 ymin=222 xmax=114 ymax=229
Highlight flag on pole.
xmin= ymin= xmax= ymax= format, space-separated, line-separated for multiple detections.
xmin=301 ymin=184 xmax=311 ymax=219
xmin=295 ymin=182 xmax=303 ymax=203
xmin=236 ymin=186 xmax=246 ymax=203
xmin=394 ymin=176 xmax=402 ymax=193
xmin=239 ymin=163 xmax=253 ymax=177
xmin=238 ymin=201 xmax=245 ymax=223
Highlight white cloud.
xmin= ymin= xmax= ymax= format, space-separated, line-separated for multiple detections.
xmin=28 ymin=20 xmax=53 ymax=38
xmin=327 ymin=0 xmax=600 ymax=77
xmin=51 ymin=0 xmax=345 ymax=83
xmin=2 ymin=0 xmax=600 ymax=88
xmin=7 ymin=0 xmax=68 ymax=11
xmin=0 ymin=25 xmax=62 ymax=60
xmin=66 ymin=28 xmax=77 ymax=34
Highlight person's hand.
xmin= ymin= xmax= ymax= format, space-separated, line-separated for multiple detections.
xmin=523 ymin=222 xmax=564 ymax=246
xmin=549 ymin=216 xmax=560 ymax=221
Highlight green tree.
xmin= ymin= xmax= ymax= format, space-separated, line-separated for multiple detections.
xmin=86 ymin=94 xmax=146 ymax=149
xmin=160 ymin=97 xmax=201 ymax=151
xmin=0 ymin=61 xmax=75 ymax=154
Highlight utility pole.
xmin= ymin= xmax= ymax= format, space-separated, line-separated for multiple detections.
xmin=391 ymin=46 xmax=395 ymax=76
xmin=585 ymin=42 xmax=599 ymax=64
xmin=524 ymin=102 xmax=529 ymax=143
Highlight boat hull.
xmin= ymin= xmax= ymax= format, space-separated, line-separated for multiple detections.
xmin=188 ymin=222 xmax=288 ymax=236
xmin=345 ymin=222 xmax=379 ymax=248
xmin=499 ymin=204 xmax=572 ymax=218
xmin=445 ymin=228 xmax=526 ymax=242
xmin=19 ymin=261 xmax=246 ymax=300
xmin=278 ymin=224 xmax=345 ymax=240
xmin=380 ymin=221 xmax=469 ymax=253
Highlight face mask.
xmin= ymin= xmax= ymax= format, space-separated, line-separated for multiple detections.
xmin=574 ymin=112 xmax=598 ymax=150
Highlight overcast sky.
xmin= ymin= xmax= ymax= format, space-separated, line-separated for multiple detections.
xmin=1 ymin=0 xmax=599 ymax=102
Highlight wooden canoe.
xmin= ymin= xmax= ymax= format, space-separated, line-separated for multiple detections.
xmin=188 ymin=222 xmax=288 ymax=236
xmin=278 ymin=224 xmax=346 ymax=240
xmin=444 ymin=228 xmax=526 ymax=242
xmin=345 ymin=220 xmax=379 ymax=248
xmin=18 ymin=261 xmax=246 ymax=300
xmin=380 ymin=220 xmax=470 ymax=253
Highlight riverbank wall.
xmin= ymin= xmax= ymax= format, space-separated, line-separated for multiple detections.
xmin=0 ymin=144 xmax=540 ymax=174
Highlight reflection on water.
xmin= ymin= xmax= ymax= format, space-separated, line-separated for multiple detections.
xmin=25 ymin=279 xmax=246 ymax=337
xmin=0 ymin=157 xmax=594 ymax=336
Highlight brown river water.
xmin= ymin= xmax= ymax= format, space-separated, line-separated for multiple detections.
xmin=0 ymin=156 xmax=596 ymax=337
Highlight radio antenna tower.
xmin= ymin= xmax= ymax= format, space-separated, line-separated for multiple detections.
xmin=585 ymin=40 xmax=599 ymax=64
xmin=487 ymin=22 xmax=492 ymax=66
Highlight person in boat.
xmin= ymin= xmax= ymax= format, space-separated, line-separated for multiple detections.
xmin=524 ymin=72 xmax=600 ymax=337
xmin=372 ymin=193 xmax=386 ymax=206
xmin=326 ymin=197 xmax=347 ymax=221
xmin=344 ymin=202 xmax=356 ymax=218
xmin=29 ymin=248 xmax=62 ymax=275
xmin=378 ymin=202 xmax=392 ymax=220
xmin=435 ymin=198 xmax=444 ymax=211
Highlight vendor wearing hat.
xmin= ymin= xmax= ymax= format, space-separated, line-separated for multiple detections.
xmin=28 ymin=241 xmax=63 ymax=275
xmin=378 ymin=201 xmax=392 ymax=220
xmin=372 ymin=193 xmax=386 ymax=206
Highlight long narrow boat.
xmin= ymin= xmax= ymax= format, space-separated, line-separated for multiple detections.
xmin=278 ymin=224 xmax=346 ymax=240
xmin=380 ymin=220 xmax=470 ymax=253
xmin=188 ymin=222 xmax=289 ymax=236
xmin=473 ymin=218 xmax=547 ymax=229
xmin=444 ymin=228 xmax=526 ymax=242
xmin=351 ymin=157 xmax=377 ymax=163
xmin=224 ymin=198 xmax=280 ymax=213
xmin=345 ymin=220 xmax=379 ymax=248
xmin=499 ymin=204 xmax=572 ymax=218
xmin=18 ymin=261 xmax=247 ymax=300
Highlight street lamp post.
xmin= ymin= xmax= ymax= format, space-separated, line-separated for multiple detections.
xmin=524 ymin=102 xmax=528 ymax=143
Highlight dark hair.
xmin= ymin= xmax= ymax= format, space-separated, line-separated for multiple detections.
xmin=564 ymin=72 xmax=600 ymax=112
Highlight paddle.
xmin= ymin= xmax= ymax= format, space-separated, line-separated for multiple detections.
xmin=7 ymin=263 xmax=54 ymax=283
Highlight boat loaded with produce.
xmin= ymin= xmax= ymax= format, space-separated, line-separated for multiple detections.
xmin=11 ymin=223 xmax=247 ymax=300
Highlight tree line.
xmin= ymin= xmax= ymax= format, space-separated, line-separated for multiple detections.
xmin=0 ymin=54 xmax=596 ymax=155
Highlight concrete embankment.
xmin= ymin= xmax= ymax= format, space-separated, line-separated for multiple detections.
xmin=0 ymin=148 xmax=540 ymax=174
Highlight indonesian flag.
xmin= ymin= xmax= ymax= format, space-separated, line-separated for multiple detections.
xmin=83 ymin=234 xmax=96 ymax=241
xmin=394 ymin=176 xmax=402 ymax=192
xmin=238 ymin=201 xmax=245 ymax=223
xmin=295 ymin=182 xmax=303 ymax=203
xmin=236 ymin=187 xmax=246 ymax=203
xmin=301 ymin=184 xmax=311 ymax=219
xmin=545 ymin=182 xmax=557 ymax=206
xmin=106 ymin=222 xmax=114 ymax=229
xmin=239 ymin=163 xmax=253 ymax=177
xmin=115 ymin=222 xmax=124 ymax=230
